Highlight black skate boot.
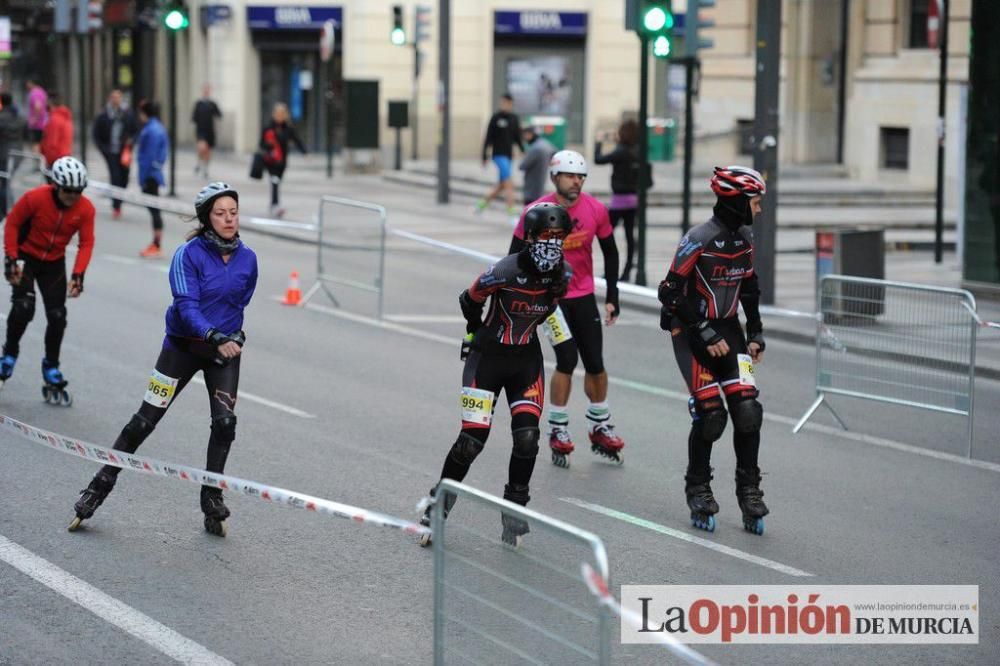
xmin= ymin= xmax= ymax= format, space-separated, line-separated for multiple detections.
xmin=500 ymin=484 xmax=530 ymax=548
xmin=42 ymin=358 xmax=72 ymax=406
xmin=201 ymin=486 xmax=230 ymax=537
xmin=685 ymin=471 xmax=720 ymax=533
xmin=69 ymin=470 xmax=117 ymax=531
xmin=418 ymin=485 xmax=457 ymax=548
xmin=735 ymin=467 xmax=769 ymax=535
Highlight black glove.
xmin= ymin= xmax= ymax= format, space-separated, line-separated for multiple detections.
xmin=230 ymin=330 xmax=246 ymax=347
xmin=690 ymin=320 xmax=724 ymax=346
xmin=69 ymin=272 xmax=84 ymax=294
xmin=659 ymin=306 xmax=673 ymax=331
xmin=205 ymin=329 xmax=233 ymax=347
xmin=459 ymin=290 xmax=484 ymax=335
xmin=460 ymin=333 xmax=474 ymax=361
xmin=550 ymin=265 xmax=569 ymax=299
xmin=4 ymin=256 xmax=18 ymax=281
xmin=606 ymin=286 xmax=620 ymax=318
xmin=746 ymin=323 xmax=765 ymax=352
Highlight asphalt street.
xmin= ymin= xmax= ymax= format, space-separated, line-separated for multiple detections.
xmin=0 ymin=168 xmax=997 ymax=665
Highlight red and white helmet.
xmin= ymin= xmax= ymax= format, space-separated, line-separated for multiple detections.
xmin=710 ymin=165 xmax=766 ymax=198
xmin=549 ymin=150 xmax=588 ymax=177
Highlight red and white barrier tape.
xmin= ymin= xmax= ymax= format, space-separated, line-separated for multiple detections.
xmin=581 ymin=563 xmax=716 ymax=666
xmin=0 ymin=414 xmax=429 ymax=537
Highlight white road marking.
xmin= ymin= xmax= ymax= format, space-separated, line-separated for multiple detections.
xmin=189 ymin=376 xmax=315 ymax=419
xmin=298 ymin=300 xmax=1000 ymax=474
xmin=0 ymin=534 xmax=233 ymax=665
xmin=560 ymin=498 xmax=814 ymax=578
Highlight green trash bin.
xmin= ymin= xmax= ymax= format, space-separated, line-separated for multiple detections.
xmin=528 ymin=115 xmax=566 ymax=151
xmin=647 ymin=117 xmax=676 ymax=162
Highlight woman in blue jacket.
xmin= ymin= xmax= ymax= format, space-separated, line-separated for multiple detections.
xmin=136 ymin=100 xmax=169 ymax=258
xmin=70 ymin=182 xmax=259 ymax=537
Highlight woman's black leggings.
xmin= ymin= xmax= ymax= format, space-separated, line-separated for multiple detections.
xmin=100 ymin=342 xmax=241 ymax=480
xmin=609 ymin=207 xmax=636 ymax=280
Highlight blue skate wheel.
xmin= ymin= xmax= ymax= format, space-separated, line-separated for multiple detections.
xmin=690 ymin=513 xmax=716 ymax=532
xmin=744 ymin=517 xmax=764 ymax=535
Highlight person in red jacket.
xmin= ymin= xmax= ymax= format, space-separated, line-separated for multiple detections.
xmin=1 ymin=156 xmax=94 ymax=404
xmin=39 ymin=93 xmax=74 ymax=168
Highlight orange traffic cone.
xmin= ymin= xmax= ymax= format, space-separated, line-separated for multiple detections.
xmin=282 ymin=271 xmax=302 ymax=306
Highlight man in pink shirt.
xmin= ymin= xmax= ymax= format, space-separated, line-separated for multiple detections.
xmin=25 ymin=80 xmax=48 ymax=151
xmin=510 ymin=149 xmax=624 ymax=467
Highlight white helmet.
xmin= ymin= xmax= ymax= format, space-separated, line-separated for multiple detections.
xmin=548 ymin=150 xmax=587 ymax=177
xmin=194 ymin=181 xmax=239 ymax=221
xmin=50 ymin=157 xmax=88 ymax=191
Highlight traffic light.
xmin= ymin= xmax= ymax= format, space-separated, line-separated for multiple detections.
xmin=683 ymin=0 xmax=716 ymax=57
xmin=639 ymin=1 xmax=674 ymax=59
xmin=391 ymin=4 xmax=406 ymax=46
xmin=163 ymin=1 xmax=189 ymax=31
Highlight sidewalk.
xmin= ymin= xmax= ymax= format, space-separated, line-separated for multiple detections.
xmin=80 ymin=145 xmax=1000 ymax=378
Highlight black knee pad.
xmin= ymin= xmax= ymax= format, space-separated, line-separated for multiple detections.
xmin=692 ymin=398 xmax=728 ymax=442
xmin=448 ymin=432 xmax=485 ymax=466
xmin=511 ymin=427 xmax=540 ymax=460
xmin=118 ymin=413 xmax=156 ymax=452
xmin=10 ymin=294 xmax=35 ymax=325
xmin=46 ymin=305 xmax=67 ymax=330
xmin=554 ymin=339 xmax=579 ymax=374
xmin=503 ymin=482 xmax=530 ymax=506
xmin=210 ymin=414 xmax=237 ymax=444
xmin=730 ymin=398 xmax=763 ymax=434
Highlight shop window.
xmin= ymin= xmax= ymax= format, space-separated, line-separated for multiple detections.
xmin=880 ymin=127 xmax=909 ymax=170
xmin=908 ymin=0 xmax=931 ymax=49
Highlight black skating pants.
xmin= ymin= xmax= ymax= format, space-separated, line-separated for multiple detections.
xmin=3 ymin=256 xmax=67 ymax=362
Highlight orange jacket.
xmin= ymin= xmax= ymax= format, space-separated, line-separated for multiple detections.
xmin=39 ymin=105 xmax=74 ymax=167
xmin=4 ymin=185 xmax=95 ymax=275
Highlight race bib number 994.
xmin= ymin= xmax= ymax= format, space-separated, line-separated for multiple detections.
xmin=144 ymin=370 xmax=179 ymax=408
xmin=460 ymin=387 xmax=495 ymax=426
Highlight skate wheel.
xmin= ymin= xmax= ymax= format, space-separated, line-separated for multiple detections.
xmin=743 ymin=517 xmax=764 ymax=536
xmin=690 ymin=513 xmax=716 ymax=533
xmin=551 ymin=451 xmax=570 ymax=469
xmin=501 ymin=534 xmax=524 ymax=549
xmin=67 ymin=516 xmax=83 ymax=532
xmin=204 ymin=517 xmax=228 ymax=537
xmin=60 ymin=391 xmax=72 ymax=407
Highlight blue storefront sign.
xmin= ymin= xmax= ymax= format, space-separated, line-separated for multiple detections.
xmin=494 ymin=11 xmax=587 ymax=37
xmin=247 ymin=6 xmax=342 ymax=30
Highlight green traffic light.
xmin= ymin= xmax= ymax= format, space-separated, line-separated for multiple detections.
xmin=164 ymin=9 xmax=187 ymax=30
xmin=653 ymin=34 xmax=671 ymax=57
xmin=390 ymin=27 xmax=406 ymax=45
xmin=642 ymin=7 xmax=667 ymax=32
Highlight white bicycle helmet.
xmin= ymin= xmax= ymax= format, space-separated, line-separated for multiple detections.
xmin=194 ymin=181 xmax=239 ymax=221
xmin=548 ymin=149 xmax=588 ymax=177
xmin=50 ymin=156 xmax=88 ymax=191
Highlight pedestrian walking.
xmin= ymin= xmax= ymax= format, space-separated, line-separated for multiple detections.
xmin=39 ymin=92 xmax=73 ymax=169
xmin=259 ymin=102 xmax=306 ymax=219
xmin=0 ymin=92 xmax=27 ymax=219
xmin=136 ymin=100 xmax=169 ymax=258
xmin=594 ymin=118 xmax=642 ymax=282
xmin=419 ymin=203 xmax=573 ymax=547
xmin=25 ymin=79 xmax=47 ymax=152
xmin=476 ymin=93 xmax=523 ymax=224
xmin=658 ymin=165 xmax=770 ymax=535
xmin=518 ymin=125 xmax=554 ymax=206
xmin=69 ymin=182 xmax=258 ymax=537
xmin=92 ymin=89 xmax=137 ymax=219
xmin=0 ymin=157 xmax=94 ymax=405
xmin=192 ymin=84 xmax=222 ymax=180
xmin=510 ymin=150 xmax=625 ymax=468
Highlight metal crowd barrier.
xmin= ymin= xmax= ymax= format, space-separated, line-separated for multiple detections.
xmin=794 ymin=275 xmax=978 ymax=454
xmin=2 ymin=150 xmax=46 ymax=211
xmin=302 ymin=195 xmax=386 ymax=319
xmin=431 ymin=479 xmax=612 ymax=665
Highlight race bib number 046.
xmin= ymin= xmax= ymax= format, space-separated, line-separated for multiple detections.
xmin=541 ymin=307 xmax=573 ymax=346
xmin=460 ymin=387 xmax=495 ymax=426
xmin=144 ymin=370 xmax=179 ymax=408
xmin=737 ymin=353 xmax=757 ymax=388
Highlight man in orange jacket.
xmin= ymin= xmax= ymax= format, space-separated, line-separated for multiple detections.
xmin=1 ymin=157 xmax=94 ymax=403
xmin=39 ymin=92 xmax=74 ymax=168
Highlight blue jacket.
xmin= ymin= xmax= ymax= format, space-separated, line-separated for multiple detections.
xmin=165 ymin=235 xmax=258 ymax=340
xmin=136 ymin=117 xmax=168 ymax=186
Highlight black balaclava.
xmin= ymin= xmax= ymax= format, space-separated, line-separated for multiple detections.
xmin=713 ymin=194 xmax=753 ymax=231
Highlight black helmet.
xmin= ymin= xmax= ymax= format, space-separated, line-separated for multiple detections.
xmin=523 ymin=202 xmax=572 ymax=241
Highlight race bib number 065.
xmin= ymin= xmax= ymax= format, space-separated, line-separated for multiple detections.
xmin=144 ymin=370 xmax=179 ymax=408
xmin=541 ymin=307 xmax=573 ymax=346
xmin=460 ymin=387 xmax=495 ymax=426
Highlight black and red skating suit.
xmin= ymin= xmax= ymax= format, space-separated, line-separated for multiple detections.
xmin=665 ymin=216 xmax=757 ymax=326
xmin=465 ymin=251 xmax=569 ymax=351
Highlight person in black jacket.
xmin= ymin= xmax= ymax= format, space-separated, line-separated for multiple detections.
xmin=259 ymin=102 xmax=306 ymax=218
xmin=91 ymin=89 xmax=137 ymax=219
xmin=0 ymin=93 xmax=26 ymax=219
xmin=594 ymin=118 xmax=641 ymax=282
xmin=476 ymin=94 xmax=523 ymax=223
